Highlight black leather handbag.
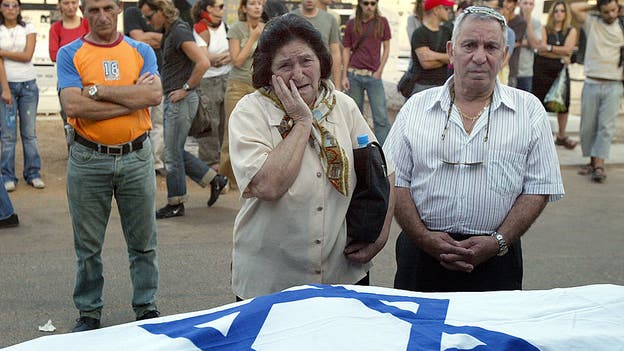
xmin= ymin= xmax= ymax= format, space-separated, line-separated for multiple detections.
xmin=397 ymin=67 xmax=420 ymax=98
xmin=346 ymin=141 xmax=390 ymax=243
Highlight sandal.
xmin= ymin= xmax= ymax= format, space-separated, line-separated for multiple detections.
xmin=555 ymin=136 xmax=578 ymax=150
xmin=592 ymin=167 xmax=607 ymax=183
xmin=578 ymin=164 xmax=594 ymax=175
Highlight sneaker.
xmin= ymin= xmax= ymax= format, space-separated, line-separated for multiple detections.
xmin=156 ymin=203 xmax=185 ymax=219
xmin=28 ymin=178 xmax=45 ymax=189
xmin=4 ymin=181 xmax=15 ymax=192
xmin=136 ymin=310 xmax=160 ymax=321
xmin=71 ymin=316 xmax=100 ymax=333
xmin=0 ymin=213 xmax=19 ymax=229
xmin=207 ymin=175 xmax=228 ymax=207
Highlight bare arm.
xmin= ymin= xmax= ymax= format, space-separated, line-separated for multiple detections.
xmin=0 ymin=33 xmax=35 ymax=62
xmin=341 ymin=46 xmax=352 ymax=91
xmin=373 ymin=39 xmax=390 ymax=80
xmin=60 ymin=87 xmax=135 ymax=120
xmin=522 ymin=14 xmax=542 ymax=49
xmin=553 ymin=27 xmax=577 ymax=57
xmin=244 ymin=76 xmax=313 ymax=201
xmin=0 ymin=58 xmax=11 ymax=105
xmin=415 ymin=46 xmax=449 ymax=70
xmin=128 ymin=29 xmax=163 ymax=49
xmin=571 ymin=2 xmax=593 ymax=24
xmin=537 ymin=27 xmax=577 ymax=60
xmin=344 ymin=174 xmax=395 ymax=263
xmin=440 ymin=194 xmax=549 ymax=271
xmin=166 ymin=41 xmax=210 ymax=104
xmin=180 ymin=41 xmax=211 ymax=90
xmin=229 ymin=22 xmax=264 ymax=68
xmin=61 ymin=73 xmax=162 ymax=120
xmin=495 ymin=194 xmax=548 ymax=245
xmin=91 ymin=73 xmax=162 ymax=110
xmin=330 ymin=42 xmax=342 ymax=91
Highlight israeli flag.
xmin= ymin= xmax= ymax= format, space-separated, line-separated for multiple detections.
xmin=4 ymin=284 xmax=624 ymax=350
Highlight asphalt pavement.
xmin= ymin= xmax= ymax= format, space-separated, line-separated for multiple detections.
xmin=1 ymin=115 xmax=623 ymax=348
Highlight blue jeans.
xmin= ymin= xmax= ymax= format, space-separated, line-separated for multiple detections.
xmin=0 ymin=80 xmax=42 ymax=183
xmin=0 ymin=174 xmax=15 ymax=220
xmin=346 ymin=72 xmax=390 ymax=145
xmin=163 ymin=91 xmax=215 ymax=205
xmin=516 ymin=77 xmax=533 ymax=92
xmin=67 ymin=140 xmax=158 ymax=319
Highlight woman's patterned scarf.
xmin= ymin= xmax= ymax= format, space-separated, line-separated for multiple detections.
xmin=259 ymin=80 xmax=349 ymax=196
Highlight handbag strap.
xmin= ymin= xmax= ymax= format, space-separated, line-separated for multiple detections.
xmin=368 ymin=141 xmax=388 ymax=176
xmin=351 ymin=18 xmax=377 ymax=54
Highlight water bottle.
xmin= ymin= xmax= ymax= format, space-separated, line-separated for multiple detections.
xmin=356 ymin=133 xmax=369 ymax=149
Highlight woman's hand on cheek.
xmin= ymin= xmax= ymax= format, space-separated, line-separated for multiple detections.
xmin=272 ymin=75 xmax=312 ymax=125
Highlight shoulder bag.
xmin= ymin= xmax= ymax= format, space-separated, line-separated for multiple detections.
xmin=346 ymin=141 xmax=390 ymax=243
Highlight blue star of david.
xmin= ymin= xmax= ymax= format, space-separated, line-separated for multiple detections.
xmin=140 ymin=285 xmax=539 ymax=350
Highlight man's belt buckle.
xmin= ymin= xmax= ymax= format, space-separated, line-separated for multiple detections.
xmin=348 ymin=68 xmax=373 ymax=76
xmin=100 ymin=144 xmax=123 ymax=155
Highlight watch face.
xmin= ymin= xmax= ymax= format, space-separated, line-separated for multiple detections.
xmin=89 ymin=86 xmax=97 ymax=96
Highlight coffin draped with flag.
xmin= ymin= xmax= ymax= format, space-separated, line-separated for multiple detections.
xmin=4 ymin=284 xmax=624 ymax=351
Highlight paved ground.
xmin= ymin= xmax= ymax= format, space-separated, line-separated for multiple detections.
xmin=1 ymin=114 xmax=623 ymax=348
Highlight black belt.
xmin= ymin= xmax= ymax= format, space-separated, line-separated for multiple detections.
xmin=74 ymin=132 xmax=148 ymax=155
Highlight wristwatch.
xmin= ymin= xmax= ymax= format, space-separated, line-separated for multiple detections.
xmin=547 ymin=44 xmax=553 ymax=52
xmin=182 ymin=83 xmax=191 ymax=92
xmin=88 ymin=85 xmax=99 ymax=100
xmin=491 ymin=231 xmax=509 ymax=256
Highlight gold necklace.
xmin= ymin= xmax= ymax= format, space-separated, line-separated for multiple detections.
xmin=456 ymin=103 xmax=489 ymax=122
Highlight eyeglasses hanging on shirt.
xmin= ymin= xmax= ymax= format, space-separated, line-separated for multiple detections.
xmin=440 ymin=89 xmax=492 ymax=166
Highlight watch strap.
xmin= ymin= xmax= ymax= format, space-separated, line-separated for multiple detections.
xmin=491 ymin=231 xmax=509 ymax=256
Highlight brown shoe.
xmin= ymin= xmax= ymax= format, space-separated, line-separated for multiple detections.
xmin=555 ymin=136 xmax=578 ymax=150
xmin=578 ymin=164 xmax=594 ymax=175
xmin=592 ymin=167 xmax=607 ymax=183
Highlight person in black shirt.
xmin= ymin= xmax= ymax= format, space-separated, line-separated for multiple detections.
xmin=124 ymin=4 xmax=166 ymax=176
xmin=409 ymin=0 xmax=454 ymax=95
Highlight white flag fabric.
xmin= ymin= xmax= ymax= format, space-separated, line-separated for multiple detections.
xmin=4 ymin=284 xmax=624 ymax=351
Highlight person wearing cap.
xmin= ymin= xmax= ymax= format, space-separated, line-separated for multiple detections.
xmin=406 ymin=0 xmax=454 ymax=96
xmin=384 ymin=6 xmax=564 ymax=292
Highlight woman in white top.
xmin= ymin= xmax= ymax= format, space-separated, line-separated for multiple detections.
xmin=0 ymin=0 xmax=44 ymax=192
xmin=191 ymin=0 xmax=232 ymax=169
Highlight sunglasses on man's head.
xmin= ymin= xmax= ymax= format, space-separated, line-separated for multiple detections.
xmin=1 ymin=3 xmax=20 ymax=9
xmin=362 ymin=1 xmax=377 ymax=6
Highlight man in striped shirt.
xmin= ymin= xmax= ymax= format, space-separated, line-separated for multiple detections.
xmin=384 ymin=6 xmax=564 ymax=292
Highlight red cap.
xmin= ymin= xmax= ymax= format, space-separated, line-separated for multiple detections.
xmin=424 ymin=0 xmax=455 ymax=11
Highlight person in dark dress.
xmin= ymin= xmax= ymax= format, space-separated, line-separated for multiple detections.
xmin=532 ymin=0 xmax=577 ymax=149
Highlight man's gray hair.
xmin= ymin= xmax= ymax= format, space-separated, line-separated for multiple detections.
xmin=80 ymin=0 xmax=121 ymax=10
xmin=451 ymin=6 xmax=509 ymax=48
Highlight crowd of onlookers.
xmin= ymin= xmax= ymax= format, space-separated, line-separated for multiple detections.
xmin=404 ymin=0 xmax=623 ymax=183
